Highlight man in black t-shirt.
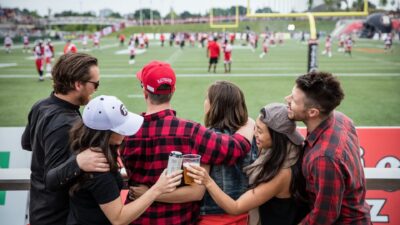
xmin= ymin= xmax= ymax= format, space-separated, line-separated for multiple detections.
xmin=21 ymin=53 xmax=110 ymax=225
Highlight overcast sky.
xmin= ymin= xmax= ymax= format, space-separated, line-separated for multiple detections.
xmin=1 ymin=0 xmax=397 ymax=17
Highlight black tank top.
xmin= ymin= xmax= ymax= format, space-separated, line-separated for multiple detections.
xmin=259 ymin=196 xmax=309 ymax=225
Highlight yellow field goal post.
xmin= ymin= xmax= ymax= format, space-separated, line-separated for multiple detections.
xmin=209 ymin=5 xmax=240 ymax=32
xmin=245 ymin=0 xmax=368 ymax=71
xmin=246 ymin=0 xmax=368 ymax=39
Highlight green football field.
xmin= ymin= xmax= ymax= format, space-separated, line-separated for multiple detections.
xmin=0 ymin=37 xmax=399 ymax=127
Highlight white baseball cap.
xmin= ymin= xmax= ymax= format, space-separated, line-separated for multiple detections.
xmin=83 ymin=95 xmax=143 ymax=136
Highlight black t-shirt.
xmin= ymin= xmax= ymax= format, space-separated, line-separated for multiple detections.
xmin=68 ymin=172 xmax=123 ymax=225
xmin=21 ymin=92 xmax=82 ymax=225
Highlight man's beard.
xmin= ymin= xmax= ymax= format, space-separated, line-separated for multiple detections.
xmin=78 ymin=94 xmax=90 ymax=105
xmin=290 ymin=109 xmax=309 ymax=122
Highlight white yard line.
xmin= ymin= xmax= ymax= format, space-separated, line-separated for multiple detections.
xmin=67 ymin=43 xmax=119 ymax=53
xmin=127 ymin=94 xmax=143 ymax=98
xmin=114 ymin=49 xmax=146 ymax=55
xmin=24 ymin=43 xmax=120 ymax=60
xmin=0 ymin=63 xmax=17 ymax=68
xmin=6 ymin=66 xmax=396 ymax=73
xmin=91 ymin=43 xmax=119 ymax=50
xmin=1 ymin=73 xmax=400 ymax=78
xmin=356 ymin=55 xmax=400 ymax=66
xmin=165 ymin=49 xmax=183 ymax=64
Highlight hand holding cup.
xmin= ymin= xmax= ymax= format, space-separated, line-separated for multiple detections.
xmin=186 ymin=165 xmax=212 ymax=188
xmin=182 ymin=154 xmax=201 ymax=185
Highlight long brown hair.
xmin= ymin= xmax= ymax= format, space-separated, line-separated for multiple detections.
xmin=68 ymin=120 xmax=119 ymax=195
xmin=204 ymin=81 xmax=248 ymax=132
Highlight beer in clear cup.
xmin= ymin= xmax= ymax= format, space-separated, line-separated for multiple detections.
xmin=182 ymin=154 xmax=201 ymax=184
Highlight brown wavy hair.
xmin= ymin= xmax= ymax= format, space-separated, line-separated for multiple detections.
xmin=295 ymin=71 xmax=344 ymax=116
xmin=52 ymin=53 xmax=98 ymax=95
xmin=204 ymin=81 xmax=248 ymax=132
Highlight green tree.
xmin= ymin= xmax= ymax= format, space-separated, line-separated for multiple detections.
xmin=229 ymin=6 xmax=247 ymax=16
xmin=54 ymin=10 xmax=95 ymax=17
xmin=164 ymin=10 xmax=179 ymax=20
xmin=55 ymin=10 xmax=78 ymax=17
xmin=133 ymin=8 xmax=161 ymax=20
xmin=238 ymin=6 xmax=248 ymax=15
xmin=180 ymin=11 xmax=191 ymax=19
xmin=324 ymin=0 xmax=336 ymax=10
xmin=352 ymin=0 xmax=377 ymax=11
xmin=81 ymin=11 xmax=95 ymax=17
xmin=21 ymin=8 xmax=41 ymax=18
xmin=109 ymin=12 xmax=122 ymax=18
xmin=308 ymin=0 xmax=314 ymax=10
xmin=255 ymin=7 xmax=273 ymax=13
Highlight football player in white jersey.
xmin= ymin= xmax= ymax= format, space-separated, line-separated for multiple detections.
xmin=259 ymin=37 xmax=269 ymax=58
xmin=4 ymin=35 xmax=13 ymax=53
xmin=23 ymin=35 xmax=30 ymax=53
xmin=33 ymin=40 xmax=45 ymax=81
xmin=128 ymin=38 xmax=136 ymax=65
xmin=344 ymin=36 xmax=353 ymax=57
xmin=338 ymin=35 xmax=345 ymax=52
xmin=44 ymin=39 xmax=54 ymax=78
xmin=322 ymin=35 xmax=332 ymax=57
xmin=82 ymin=34 xmax=88 ymax=50
xmin=138 ymin=35 xmax=145 ymax=49
xmin=222 ymin=39 xmax=233 ymax=73
xmin=93 ymin=33 xmax=100 ymax=49
xmin=384 ymin=33 xmax=393 ymax=52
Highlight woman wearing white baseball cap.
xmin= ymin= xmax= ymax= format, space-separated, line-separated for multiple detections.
xmin=67 ymin=95 xmax=182 ymax=225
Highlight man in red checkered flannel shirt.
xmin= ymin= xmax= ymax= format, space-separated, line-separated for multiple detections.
xmin=285 ymin=71 xmax=371 ymax=224
xmin=120 ymin=60 xmax=254 ymax=225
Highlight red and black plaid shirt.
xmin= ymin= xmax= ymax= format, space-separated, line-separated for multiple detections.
xmin=301 ymin=111 xmax=371 ymax=225
xmin=121 ymin=109 xmax=250 ymax=225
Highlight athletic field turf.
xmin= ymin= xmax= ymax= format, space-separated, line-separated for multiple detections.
xmin=0 ymin=37 xmax=399 ymax=126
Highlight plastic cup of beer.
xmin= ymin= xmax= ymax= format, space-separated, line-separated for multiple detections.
xmin=182 ymin=154 xmax=201 ymax=185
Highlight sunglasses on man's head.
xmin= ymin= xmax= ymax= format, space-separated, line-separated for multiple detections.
xmin=86 ymin=80 xmax=100 ymax=90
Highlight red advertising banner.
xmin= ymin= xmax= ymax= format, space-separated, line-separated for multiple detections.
xmin=358 ymin=127 xmax=399 ymax=224
xmin=298 ymin=127 xmax=400 ymax=224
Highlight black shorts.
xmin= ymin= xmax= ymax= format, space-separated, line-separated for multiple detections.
xmin=209 ymin=57 xmax=218 ymax=64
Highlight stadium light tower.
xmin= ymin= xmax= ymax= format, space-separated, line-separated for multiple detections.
xmin=170 ymin=0 xmax=174 ymax=25
xmin=47 ymin=8 xmax=52 ymax=33
xmin=150 ymin=0 xmax=153 ymax=26
xmin=139 ymin=0 xmax=143 ymax=26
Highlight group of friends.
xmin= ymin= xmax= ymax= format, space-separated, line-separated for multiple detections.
xmin=22 ymin=52 xmax=371 ymax=225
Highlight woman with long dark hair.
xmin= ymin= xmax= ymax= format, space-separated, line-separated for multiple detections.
xmin=67 ymin=95 xmax=182 ymax=225
xmin=199 ymin=81 xmax=256 ymax=225
xmin=188 ymin=103 xmax=309 ymax=225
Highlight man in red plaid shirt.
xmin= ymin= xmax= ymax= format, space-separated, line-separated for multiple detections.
xmin=285 ymin=72 xmax=371 ymax=224
xmin=120 ymin=60 xmax=254 ymax=225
